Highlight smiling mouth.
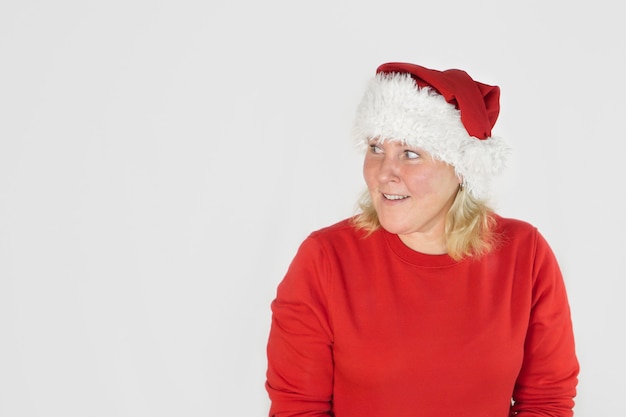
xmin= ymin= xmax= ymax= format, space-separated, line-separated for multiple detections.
xmin=383 ymin=193 xmax=409 ymax=201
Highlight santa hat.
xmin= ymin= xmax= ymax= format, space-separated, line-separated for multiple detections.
xmin=352 ymin=62 xmax=510 ymax=200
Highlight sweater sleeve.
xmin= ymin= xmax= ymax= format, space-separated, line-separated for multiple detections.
xmin=512 ymin=230 xmax=580 ymax=416
xmin=265 ymin=235 xmax=334 ymax=417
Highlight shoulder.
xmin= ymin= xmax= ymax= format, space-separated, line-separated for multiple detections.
xmin=281 ymin=218 xmax=374 ymax=292
xmin=492 ymin=214 xmax=556 ymax=259
xmin=300 ymin=216 xmax=382 ymax=262
xmin=308 ymin=216 xmax=370 ymax=243
xmin=493 ymin=214 xmax=540 ymax=245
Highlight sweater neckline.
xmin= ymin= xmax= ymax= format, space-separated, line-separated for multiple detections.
xmin=382 ymin=228 xmax=460 ymax=268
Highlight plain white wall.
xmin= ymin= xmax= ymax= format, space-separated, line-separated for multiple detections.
xmin=1 ymin=1 xmax=623 ymax=416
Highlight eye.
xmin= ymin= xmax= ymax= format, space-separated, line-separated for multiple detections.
xmin=404 ymin=150 xmax=420 ymax=159
xmin=369 ymin=144 xmax=383 ymax=154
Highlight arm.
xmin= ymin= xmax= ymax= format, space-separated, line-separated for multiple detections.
xmin=512 ymin=231 xmax=579 ymax=416
xmin=265 ymin=236 xmax=334 ymax=417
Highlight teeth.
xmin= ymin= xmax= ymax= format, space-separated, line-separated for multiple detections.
xmin=383 ymin=194 xmax=408 ymax=200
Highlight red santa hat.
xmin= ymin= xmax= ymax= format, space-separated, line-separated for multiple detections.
xmin=352 ymin=62 xmax=510 ymax=200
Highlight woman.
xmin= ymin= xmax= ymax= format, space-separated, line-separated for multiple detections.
xmin=265 ymin=62 xmax=579 ymax=416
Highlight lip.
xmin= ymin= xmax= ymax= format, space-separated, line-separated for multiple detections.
xmin=382 ymin=193 xmax=410 ymax=202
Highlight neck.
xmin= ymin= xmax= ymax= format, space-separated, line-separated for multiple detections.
xmin=397 ymin=231 xmax=447 ymax=255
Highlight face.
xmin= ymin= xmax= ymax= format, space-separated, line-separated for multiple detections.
xmin=363 ymin=139 xmax=461 ymax=250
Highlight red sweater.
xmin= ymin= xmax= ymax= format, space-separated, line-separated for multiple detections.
xmin=266 ymin=216 xmax=579 ymax=417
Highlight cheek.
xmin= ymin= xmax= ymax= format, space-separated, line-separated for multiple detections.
xmin=362 ymin=158 xmax=376 ymax=186
xmin=429 ymin=170 xmax=460 ymax=198
xmin=405 ymin=167 xmax=455 ymax=197
xmin=405 ymin=175 xmax=433 ymax=196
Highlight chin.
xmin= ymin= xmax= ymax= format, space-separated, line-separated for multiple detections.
xmin=378 ymin=218 xmax=413 ymax=235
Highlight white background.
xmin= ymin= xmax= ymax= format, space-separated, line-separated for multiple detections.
xmin=1 ymin=1 xmax=623 ymax=416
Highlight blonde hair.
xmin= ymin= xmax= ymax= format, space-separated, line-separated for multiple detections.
xmin=352 ymin=187 xmax=499 ymax=261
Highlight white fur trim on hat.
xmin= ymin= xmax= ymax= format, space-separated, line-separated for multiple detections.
xmin=352 ymin=72 xmax=510 ymax=200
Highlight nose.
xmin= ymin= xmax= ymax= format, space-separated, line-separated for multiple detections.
xmin=378 ymin=154 xmax=400 ymax=183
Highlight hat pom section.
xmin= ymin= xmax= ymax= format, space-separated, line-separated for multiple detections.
xmin=455 ymin=134 xmax=511 ymax=200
